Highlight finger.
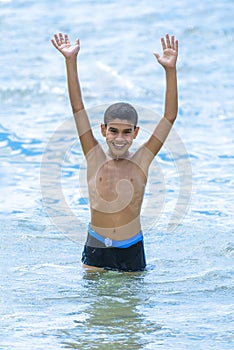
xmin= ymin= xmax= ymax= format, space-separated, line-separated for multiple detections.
xmin=171 ymin=35 xmax=175 ymax=50
xmin=161 ymin=38 xmax=166 ymax=50
xmin=54 ymin=34 xmax=60 ymax=45
xmin=59 ymin=32 xmax=64 ymax=43
xmin=166 ymin=34 xmax=171 ymax=48
xmin=64 ymin=34 xmax=70 ymax=44
xmin=175 ymin=39 xmax=179 ymax=52
xmin=51 ymin=38 xmax=58 ymax=49
xmin=153 ymin=52 xmax=160 ymax=60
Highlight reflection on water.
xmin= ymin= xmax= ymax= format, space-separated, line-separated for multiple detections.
xmin=61 ymin=271 xmax=160 ymax=349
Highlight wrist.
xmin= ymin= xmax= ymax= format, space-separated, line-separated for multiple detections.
xmin=164 ymin=66 xmax=177 ymax=73
xmin=65 ymin=55 xmax=78 ymax=63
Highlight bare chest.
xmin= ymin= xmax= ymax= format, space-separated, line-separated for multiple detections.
xmin=88 ymin=159 xmax=146 ymax=201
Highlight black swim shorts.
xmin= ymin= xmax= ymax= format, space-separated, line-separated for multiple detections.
xmin=81 ymin=233 xmax=146 ymax=272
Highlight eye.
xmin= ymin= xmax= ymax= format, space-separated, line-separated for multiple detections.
xmin=109 ymin=128 xmax=117 ymax=133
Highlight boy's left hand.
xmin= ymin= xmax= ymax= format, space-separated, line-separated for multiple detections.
xmin=154 ymin=34 xmax=178 ymax=69
xmin=51 ymin=33 xmax=80 ymax=59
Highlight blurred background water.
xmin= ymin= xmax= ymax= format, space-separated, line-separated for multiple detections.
xmin=0 ymin=0 xmax=233 ymax=349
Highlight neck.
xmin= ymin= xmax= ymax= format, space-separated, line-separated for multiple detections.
xmin=107 ymin=149 xmax=131 ymax=160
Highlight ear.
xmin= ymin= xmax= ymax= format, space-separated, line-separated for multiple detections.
xmin=133 ymin=126 xmax=139 ymax=139
xmin=100 ymin=123 xmax=106 ymax=137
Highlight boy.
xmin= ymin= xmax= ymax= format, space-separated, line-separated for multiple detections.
xmin=51 ymin=33 xmax=178 ymax=271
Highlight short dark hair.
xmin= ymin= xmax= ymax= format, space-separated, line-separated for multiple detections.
xmin=104 ymin=102 xmax=138 ymax=126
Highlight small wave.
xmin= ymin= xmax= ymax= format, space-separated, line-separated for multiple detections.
xmin=222 ymin=242 xmax=234 ymax=257
xmin=0 ymin=124 xmax=43 ymax=158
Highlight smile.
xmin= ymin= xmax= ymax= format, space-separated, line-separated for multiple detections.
xmin=112 ymin=142 xmax=128 ymax=149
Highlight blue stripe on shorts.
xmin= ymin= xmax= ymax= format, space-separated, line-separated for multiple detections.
xmin=88 ymin=223 xmax=143 ymax=248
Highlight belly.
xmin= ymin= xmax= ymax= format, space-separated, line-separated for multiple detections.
xmin=90 ymin=210 xmax=142 ymax=239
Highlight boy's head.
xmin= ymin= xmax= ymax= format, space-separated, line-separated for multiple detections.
xmin=104 ymin=102 xmax=138 ymax=127
xmin=101 ymin=102 xmax=139 ymax=159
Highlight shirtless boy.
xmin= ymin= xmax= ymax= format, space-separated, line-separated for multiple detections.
xmin=51 ymin=33 xmax=178 ymax=271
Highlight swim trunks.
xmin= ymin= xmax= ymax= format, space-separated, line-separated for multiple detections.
xmin=81 ymin=225 xmax=146 ymax=272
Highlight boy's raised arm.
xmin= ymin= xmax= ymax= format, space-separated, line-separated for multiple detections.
xmin=144 ymin=34 xmax=178 ymax=156
xmin=51 ymin=33 xmax=98 ymax=155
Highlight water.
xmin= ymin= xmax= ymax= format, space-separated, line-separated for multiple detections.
xmin=0 ymin=0 xmax=233 ymax=348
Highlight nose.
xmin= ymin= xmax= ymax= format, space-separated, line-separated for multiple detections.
xmin=115 ymin=136 xmax=125 ymax=141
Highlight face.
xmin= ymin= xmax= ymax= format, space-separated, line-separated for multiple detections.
xmin=101 ymin=119 xmax=139 ymax=158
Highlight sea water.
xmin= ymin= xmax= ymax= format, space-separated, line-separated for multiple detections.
xmin=0 ymin=0 xmax=233 ymax=349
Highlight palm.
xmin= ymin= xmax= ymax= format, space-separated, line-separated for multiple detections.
xmin=59 ymin=43 xmax=80 ymax=58
xmin=157 ymin=48 xmax=177 ymax=68
xmin=154 ymin=34 xmax=178 ymax=69
xmin=51 ymin=33 xmax=80 ymax=58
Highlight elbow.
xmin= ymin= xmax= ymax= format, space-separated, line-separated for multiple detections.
xmin=164 ymin=113 xmax=177 ymax=124
xmin=72 ymin=102 xmax=85 ymax=114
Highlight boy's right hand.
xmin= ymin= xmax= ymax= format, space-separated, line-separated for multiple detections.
xmin=51 ymin=33 xmax=80 ymax=59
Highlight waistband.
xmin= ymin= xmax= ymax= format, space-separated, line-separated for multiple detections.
xmin=88 ymin=223 xmax=143 ymax=248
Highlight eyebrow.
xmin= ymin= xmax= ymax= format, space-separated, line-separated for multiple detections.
xmin=108 ymin=127 xmax=134 ymax=132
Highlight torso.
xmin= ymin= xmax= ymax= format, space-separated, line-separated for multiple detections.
xmin=86 ymin=144 xmax=154 ymax=240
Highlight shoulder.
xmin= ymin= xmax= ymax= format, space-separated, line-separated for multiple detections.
xmin=130 ymin=145 xmax=155 ymax=171
xmin=86 ymin=143 xmax=107 ymax=169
